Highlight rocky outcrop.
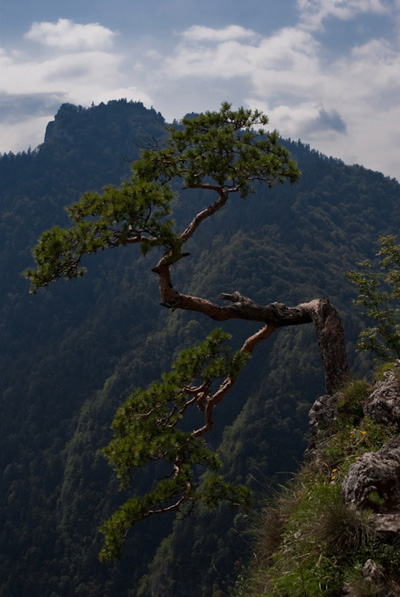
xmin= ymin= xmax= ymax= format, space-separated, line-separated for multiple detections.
xmin=305 ymin=392 xmax=340 ymax=461
xmin=364 ymin=369 xmax=400 ymax=426
xmin=374 ymin=513 xmax=400 ymax=534
xmin=341 ymin=436 xmax=400 ymax=512
xmin=362 ymin=559 xmax=386 ymax=586
xmin=309 ymin=368 xmax=400 ymax=593
xmin=339 ymin=369 xmax=400 ymax=525
xmin=308 ymin=392 xmax=339 ymax=435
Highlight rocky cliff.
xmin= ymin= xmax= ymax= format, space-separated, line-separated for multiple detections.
xmin=236 ymin=365 xmax=400 ymax=595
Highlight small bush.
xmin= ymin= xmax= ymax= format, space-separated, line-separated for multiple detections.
xmin=312 ymin=494 xmax=376 ymax=554
xmin=336 ymin=380 xmax=371 ymax=425
xmin=373 ymin=361 xmax=398 ymax=382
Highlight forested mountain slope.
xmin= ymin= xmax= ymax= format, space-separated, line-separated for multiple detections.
xmin=1 ymin=100 xmax=399 ymax=596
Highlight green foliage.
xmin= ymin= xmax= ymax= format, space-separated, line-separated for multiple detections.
xmin=201 ymin=476 xmax=252 ymax=510
xmin=373 ymin=360 xmax=398 ymax=381
xmin=235 ymin=480 xmax=376 ymax=596
xmin=234 ymin=472 xmax=399 ymax=596
xmin=336 ymin=379 xmax=371 ymax=425
xmin=347 ymin=235 xmax=400 ymax=360
xmin=135 ymin=102 xmax=300 ymax=194
xmin=320 ymin=416 xmax=395 ymax=478
xmin=100 ymin=329 xmax=250 ymax=562
xmin=25 ymin=180 xmax=179 ymax=289
xmin=311 ymin=489 xmax=376 ymax=554
xmin=367 ymin=491 xmax=386 ymax=507
xmin=25 ymin=102 xmax=299 ymax=292
xmin=22 ymin=101 xmax=299 ymax=565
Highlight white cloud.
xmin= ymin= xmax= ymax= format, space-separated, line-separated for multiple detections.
xmin=297 ymin=0 xmax=391 ymax=30
xmin=1 ymin=14 xmax=399 ymax=180
xmin=0 ymin=114 xmax=53 ymax=154
xmin=182 ymin=25 xmax=257 ymax=42
xmin=165 ymin=27 xmax=319 ymax=85
xmin=331 ymin=38 xmax=400 ymax=108
xmin=0 ymin=20 xmax=152 ymax=154
xmin=1 ymin=50 xmax=123 ymax=97
xmin=156 ymin=21 xmax=400 ymax=179
xmin=245 ymin=100 xmax=346 ymax=139
xmin=92 ymin=86 xmax=153 ymax=107
xmin=25 ymin=18 xmax=116 ymax=51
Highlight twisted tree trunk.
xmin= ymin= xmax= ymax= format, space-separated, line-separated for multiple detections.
xmin=152 ymin=185 xmax=350 ymax=396
xmin=153 ymin=262 xmax=350 ymax=394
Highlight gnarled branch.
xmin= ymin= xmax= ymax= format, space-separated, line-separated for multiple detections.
xmin=153 ymin=260 xmax=349 ymax=394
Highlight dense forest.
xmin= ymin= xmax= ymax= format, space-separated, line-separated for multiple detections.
xmin=1 ymin=100 xmax=400 ymax=596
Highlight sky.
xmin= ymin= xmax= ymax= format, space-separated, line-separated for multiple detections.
xmin=1 ymin=0 xmax=400 ymax=180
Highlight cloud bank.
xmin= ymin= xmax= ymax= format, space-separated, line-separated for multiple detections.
xmin=0 ymin=19 xmax=152 ymax=151
xmin=297 ymin=0 xmax=391 ymax=30
xmin=25 ymin=19 xmax=116 ymax=50
xmin=1 ymin=6 xmax=399 ymax=180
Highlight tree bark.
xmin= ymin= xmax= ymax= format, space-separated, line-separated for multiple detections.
xmin=153 ymin=262 xmax=350 ymax=394
xmin=306 ymin=299 xmax=350 ymax=395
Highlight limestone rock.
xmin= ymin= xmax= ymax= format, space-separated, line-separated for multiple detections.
xmin=308 ymin=392 xmax=340 ymax=435
xmin=374 ymin=513 xmax=400 ymax=534
xmin=365 ymin=370 xmax=400 ymax=427
xmin=305 ymin=392 xmax=341 ymax=461
xmin=341 ymin=436 xmax=400 ymax=511
xmin=363 ymin=559 xmax=386 ymax=585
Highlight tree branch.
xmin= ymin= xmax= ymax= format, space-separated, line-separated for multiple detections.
xmin=192 ymin=325 xmax=277 ymax=439
xmin=153 ymin=261 xmax=349 ymax=394
xmin=179 ymin=187 xmax=229 ymax=244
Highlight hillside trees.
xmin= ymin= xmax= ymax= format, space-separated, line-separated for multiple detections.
xmin=348 ymin=234 xmax=400 ymax=360
xmin=25 ymin=103 xmax=350 ymax=561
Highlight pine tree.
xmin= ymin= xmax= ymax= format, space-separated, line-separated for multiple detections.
xmin=26 ymin=103 xmax=350 ymax=559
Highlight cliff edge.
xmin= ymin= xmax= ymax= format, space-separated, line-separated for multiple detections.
xmin=235 ymin=365 xmax=400 ymax=595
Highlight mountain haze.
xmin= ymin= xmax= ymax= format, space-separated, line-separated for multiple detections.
xmin=1 ymin=100 xmax=400 ymax=596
